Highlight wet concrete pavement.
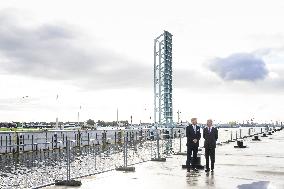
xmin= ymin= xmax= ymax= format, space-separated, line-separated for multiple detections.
xmin=46 ymin=129 xmax=284 ymax=189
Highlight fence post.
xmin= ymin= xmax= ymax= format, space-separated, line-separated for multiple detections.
xmin=66 ymin=140 xmax=70 ymax=181
xmin=115 ymin=135 xmax=135 ymax=172
xmin=151 ymin=129 xmax=166 ymax=162
xmin=55 ymin=140 xmax=82 ymax=186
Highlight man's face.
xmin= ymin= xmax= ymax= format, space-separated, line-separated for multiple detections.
xmin=207 ymin=120 xmax=213 ymax=127
xmin=191 ymin=118 xmax=197 ymax=125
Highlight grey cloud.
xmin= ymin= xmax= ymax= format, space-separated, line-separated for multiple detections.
xmin=0 ymin=12 xmax=152 ymax=89
xmin=208 ymin=53 xmax=269 ymax=81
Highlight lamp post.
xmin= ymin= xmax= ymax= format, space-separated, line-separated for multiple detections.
xmin=20 ymin=96 xmax=29 ymax=127
xmin=130 ymin=115 xmax=133 ymax=127
xmin=77 ymin=106 xmax=82 ymax=127
xmin=55 ymin=94 xmax=59 ymax=129
xmin=116 ymin=108 xmax=119 ymax=125
xmin=177 ymin=110 xmax=181 ymax=123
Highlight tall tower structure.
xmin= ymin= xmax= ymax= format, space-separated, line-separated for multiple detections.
xmin=154 ymin=31 xmax=173 ymax=127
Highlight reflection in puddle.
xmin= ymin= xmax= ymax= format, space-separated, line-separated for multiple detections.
xmin=205 ymin=172 xmax=215 ymax=186
xmin=237 ymin=181 xmax=270 ymax=189
xmin=185 ymin=171 xmax=216 ymax=187
xmin=186 ymin=172 xmax=201 ymax=186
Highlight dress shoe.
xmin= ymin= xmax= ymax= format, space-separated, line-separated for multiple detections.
xmin=205 ymin=169 xmax=210 ymax=173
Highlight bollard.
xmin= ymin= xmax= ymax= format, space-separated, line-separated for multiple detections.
xmin=234 ymin=140 xmax=247 ymax=148
xmin=182 ymin=155 xmax=204 ymax=169
xmin=252 ymin=135 xmax=261 ymax=141
xmin=237 ymin=140 xmax=243 ymax=147
xmin=261 ymin=133 xmax=268 ymax=137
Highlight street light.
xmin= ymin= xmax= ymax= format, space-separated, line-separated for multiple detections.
xmin=177 ymin=110 xmax=181 ymax=123
xmin=130 ymin=115 xmax=133 ymax=127
xmin=19 ymin=96 xmax=30 ymax=128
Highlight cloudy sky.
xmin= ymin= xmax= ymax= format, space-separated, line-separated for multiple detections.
xmin=0 ymin=0 xmax=284 ymax=124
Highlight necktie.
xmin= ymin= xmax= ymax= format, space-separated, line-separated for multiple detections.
xmin=209 ymin=127 xmax=211 ymax=133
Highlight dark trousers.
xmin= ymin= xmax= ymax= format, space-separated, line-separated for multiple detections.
xmin=186 ymin=147 xmax=198 ymax=169
xmin=205 ymin=148 xmax=215 ymax=170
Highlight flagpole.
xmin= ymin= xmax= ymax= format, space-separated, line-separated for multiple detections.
xmin=55 ymin=94 xmax=59 ymax=129
xmin=78 ymin=106 xmax=81 ymax=127
xmin=77 ymin=111 xmax=79 ymax=127
xmin=117 ymin=108 xmax=119 ymax=124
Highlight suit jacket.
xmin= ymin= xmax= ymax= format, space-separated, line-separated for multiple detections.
xmin=186 ymin=124 xmax=201 ymax=148
xmin=203 ymin=127 xmax=218 ymax=149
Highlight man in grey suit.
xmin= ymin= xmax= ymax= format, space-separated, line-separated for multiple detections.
xmin=203 ymin=119 xmax=218 ymax=172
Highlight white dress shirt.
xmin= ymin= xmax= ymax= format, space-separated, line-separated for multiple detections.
xmin=193 ymin=124 xmax=197 ymax=134
xmin=208 ymin=126 xmax=213 ymax=133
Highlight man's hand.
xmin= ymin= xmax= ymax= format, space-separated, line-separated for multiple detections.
xmin=193 ymin=139 xmax=198 ymax=143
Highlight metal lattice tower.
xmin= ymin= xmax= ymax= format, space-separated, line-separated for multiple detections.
xmin=154 ymin=31 xmax=173 ymax=126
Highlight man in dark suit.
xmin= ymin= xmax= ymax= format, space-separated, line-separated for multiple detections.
xmin=203 ymin=119 xmax=218 ymax=172
xmin=186 ymin=118 xmax=201 ymax=172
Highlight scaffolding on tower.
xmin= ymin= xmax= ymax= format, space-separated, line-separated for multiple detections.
xmin=154 ymin=31 xmax=173 ymax=127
